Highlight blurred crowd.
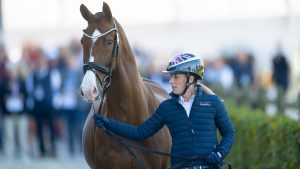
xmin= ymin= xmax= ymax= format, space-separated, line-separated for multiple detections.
xmin=0 ymin=38 xmax=300 ymax=164
xmin=136 ymin=45 xmax=300 ymax=117
xmin=0 ymin=40 xmax=90 ymax=163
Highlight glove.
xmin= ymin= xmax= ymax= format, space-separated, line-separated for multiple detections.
xmin=206 ymin=151 xmax=223 ymax=166
xmin=93 ymin=113 xmax=109 ymax=129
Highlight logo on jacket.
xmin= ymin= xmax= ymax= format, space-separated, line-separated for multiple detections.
xmin=199 ymin=101 xmax=211 ymax=106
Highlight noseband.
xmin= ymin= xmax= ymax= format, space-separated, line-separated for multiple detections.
xmin=82 ymin=20 xmax=119 ymax=101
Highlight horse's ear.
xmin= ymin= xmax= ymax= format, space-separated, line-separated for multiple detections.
xmin=80 ymin=4 xmax=93 ymax=21
xmin=102 ymin=2 xmax=112 ymax=21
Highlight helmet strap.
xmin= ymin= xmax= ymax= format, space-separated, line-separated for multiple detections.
xmin=180 ymin=74 xmax=192 ymax=96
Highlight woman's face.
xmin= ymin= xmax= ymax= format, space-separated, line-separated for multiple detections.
xmin=169 ymin=73 xmax=187 ymax=95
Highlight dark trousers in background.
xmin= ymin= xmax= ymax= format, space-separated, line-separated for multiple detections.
xmin=63 ymin=103 xmax=87 ymax=155
xmin=63 ymin=109 xmax=78 ymax=155
xmin=34 ymin=104 xmax=56 ymax=157
xmin=275 ymin=86 xmax=286 ymax=115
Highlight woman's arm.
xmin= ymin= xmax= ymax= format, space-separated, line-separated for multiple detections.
xmin=214 ymin=97 xmax=235 ymax=158
xmin=96 ymin=106 xmax=166 ymax=141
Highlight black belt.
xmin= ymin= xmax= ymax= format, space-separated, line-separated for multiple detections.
xmin=181 ymin=166 xmax=210 ymax=169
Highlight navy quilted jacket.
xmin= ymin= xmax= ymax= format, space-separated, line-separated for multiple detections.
xmin=106 ymin=91 xmax=235 ymax=166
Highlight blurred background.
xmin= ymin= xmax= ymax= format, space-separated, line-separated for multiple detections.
xmin=0 ymin=0 xmax=300 ymax=168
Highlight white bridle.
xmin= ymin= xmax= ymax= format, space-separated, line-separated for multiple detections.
xmin=82 ymin=20 xmax=119 ymax=45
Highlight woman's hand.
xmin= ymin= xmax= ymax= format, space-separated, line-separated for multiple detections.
xmin=93 ymin=113 xmax=109 ymax=129
xmin=206 ymin=151 xmax=223 ymax=166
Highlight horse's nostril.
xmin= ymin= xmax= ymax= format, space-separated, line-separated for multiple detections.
xmin=92 ymin=86 xmax=98 ymax=96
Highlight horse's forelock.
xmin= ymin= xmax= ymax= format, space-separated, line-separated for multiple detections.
xmin=93 ymin=12 xmax=115 ymax=32
xmin=95 ymin=12 xmax=103 ymax=20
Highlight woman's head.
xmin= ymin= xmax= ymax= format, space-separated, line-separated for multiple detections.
xmin=163 ymin=53 xmax=204 ymax=95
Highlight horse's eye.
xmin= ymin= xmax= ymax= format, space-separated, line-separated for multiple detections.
xmin=104 ymin=40 xmax=113 ymax=45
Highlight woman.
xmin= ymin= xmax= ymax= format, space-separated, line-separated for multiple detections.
xmin=2 ymin=66 xmax=29 ymax=161
xmin=94 ymin=53 xmax=235 ymax=169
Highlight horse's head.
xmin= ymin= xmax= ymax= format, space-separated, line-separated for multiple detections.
xmin=80 ymin=2 xmax=119 ymax=102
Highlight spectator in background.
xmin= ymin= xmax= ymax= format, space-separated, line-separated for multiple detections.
xmin=46 ymin=48 xmax=62 ymax=118
xmin=230 ymin=51 xmax=255 ymax=106
xmin=0 ymin=45 xmax=9 ymax=154
xmin=32 ymin=49 xmax=57 ymax=158
xmin=203 ymin=59 xmax=219 ymax=86
xmin=2 ymin=66 xmax=29 ymax=161
xmin=214 ymin=58 xmax=234 ymax=98
xmin=68 ymin=40 xmax=90 ymax=154
xmin=60 ymin=48 xmax=81 ymax=156
xmin=23 ymin=48 xmax=38 ymax=158
xmin=272 ymin=45 xmax=290 ymax=115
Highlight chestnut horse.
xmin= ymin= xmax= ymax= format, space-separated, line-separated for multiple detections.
xmin=79 ymin=2 xmax=171 ymax=169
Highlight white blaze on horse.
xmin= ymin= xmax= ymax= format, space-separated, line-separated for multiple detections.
xmin=81 ymin=56 xmax=101 ymax=101
xmin=79 ymin=2 xmax=171 ymax=169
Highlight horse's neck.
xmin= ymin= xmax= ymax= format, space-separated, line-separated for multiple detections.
xmin=106 ymin=52 xmax=149 ymax=123
xmin=105 ymin=22 xmax=151 ymax=122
